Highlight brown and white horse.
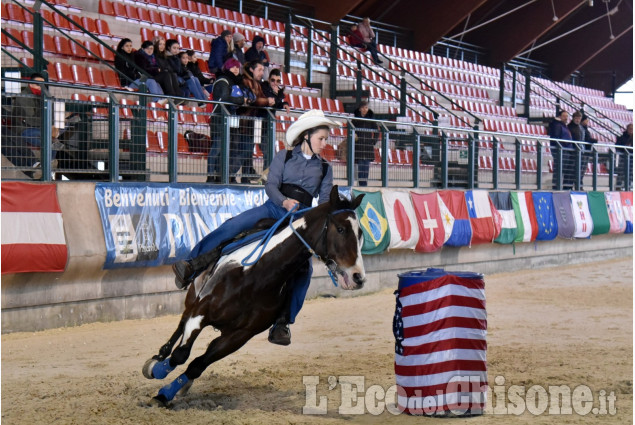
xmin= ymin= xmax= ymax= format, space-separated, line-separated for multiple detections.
xmin=142 ymin=186 xmax=366 ymax=406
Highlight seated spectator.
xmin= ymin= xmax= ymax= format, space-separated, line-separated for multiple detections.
xmin=244 ymin=36 xmax=270 ymax=69
xmin=232 ymin=32 xmax=246 ymax=67
xmin=114 ymin=38 xmax=165 ymax=103
xmin=165 ymin=39 xmax=206 ymax=101
xmin=135 ymin=40 xmax=180 ymax=97
xmin=185 ymin=49 xmax=213 ymax=91
xmin=208 ymin=30 xmax=233 ymax=75
xmin=347 ymin=24 xmax=366 ymax=48
xmin=357 ymin=17 xmax=383 ymax=64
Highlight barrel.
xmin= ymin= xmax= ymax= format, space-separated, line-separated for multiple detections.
xmin=393 ymin=268 xmax=487 ymax=416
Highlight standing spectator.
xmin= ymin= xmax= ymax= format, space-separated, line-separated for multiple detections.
xmin=549 ymin=110 xmax=574 ymax=190
xmin=567 ymin=111 xmax=586 ymax=189
xmin=165 ymin=39 xmax=206 ymax=101
xmin=206 ymin=58 xmax=247 ymax=183
xmin=579 ymin=114 xmax=598 ymax=186
xmin=244 ymin=36 xmax=270 ymax=71
xmin=185 ymin=49 xmax=212 ymax=93
xmin=235 ymin=60 xmax=274 ymax=181
xmin=352 ymin=101 xmax=378 ymax=186
xmin=616 ymin=123 xmax=633 ymax=190
xmin=232 ymin=32 xmax=246 ymax=66
xmin=357 ymin=17 xmax=383 ymax=64
xmin=114 ymin=38 xmax=165 ymax=103
xmin=260 ymin=69 xmax=290 ymax=166
xmin=208 ymin=30 xmax=233 ymax=75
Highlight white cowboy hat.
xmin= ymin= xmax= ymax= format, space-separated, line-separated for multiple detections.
xmin=285 ymin=109 xmax=340 ymax=148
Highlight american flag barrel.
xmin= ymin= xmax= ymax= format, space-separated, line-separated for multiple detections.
xmin=393 ymin=268 xmax=487 ymax=416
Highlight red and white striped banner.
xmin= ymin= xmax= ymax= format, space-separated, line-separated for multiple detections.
xmin=2 ymin=182 xmax=68 ymax=274
xmin=395 ymin=270 xmax=487 ymax=415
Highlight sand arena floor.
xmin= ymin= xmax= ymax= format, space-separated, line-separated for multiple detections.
xmin=1 ymin=257 xmax=632 ymax=424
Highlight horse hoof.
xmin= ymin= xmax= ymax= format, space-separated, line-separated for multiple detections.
xmin=176 ymin=380 xmax=193 ymax=398
xmin=150 ymin=395 xmax=169 ymax=408
xmin=142 ymin=358 xmax=158 ymax=379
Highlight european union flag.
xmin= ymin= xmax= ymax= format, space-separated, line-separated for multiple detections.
xmin=532 ymin=192 xmax=558 ymax=241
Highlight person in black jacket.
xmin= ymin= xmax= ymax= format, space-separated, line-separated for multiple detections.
xmin=185 ymin=49 xmax=212 ymax=92
xmin=352 ymin=101 xmax=378 ymax=186
xmin=616 ymin=123 xmax=633 ymax=189
xmin=165 ymin=39 xmax=206 ymax=101
xmin=134 ymin=40 xmax=180 ymax=97
xmin=206 ymin=58 xmax=247 ymax=183
xmin=114 ymin=38 xmax=164 ymax=102
xmin=260 ymin=69 xmax=289 ymax=166
xmin=151 ymin=37 xmax=182 ymax=98
xmin=244 ymin=36 xmax=270 ymax=69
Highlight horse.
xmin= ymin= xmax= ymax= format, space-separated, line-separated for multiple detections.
xmin=142 ymin=186 xmax=366 ymax=406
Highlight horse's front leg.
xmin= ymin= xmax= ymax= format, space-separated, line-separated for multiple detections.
xmin=153 ymin=328 xmax=254 ymax=405
xmin=143 ymin=315 xmax=206 ymax=380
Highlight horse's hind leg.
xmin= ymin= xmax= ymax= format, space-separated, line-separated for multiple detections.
xmin=143 ymin=316 xmax=205 ymax=380
xmin=153 ymin=329 xmax=253 ymax=405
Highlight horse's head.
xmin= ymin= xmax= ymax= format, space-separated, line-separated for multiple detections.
xmin=314 ymin=186 xmax=366 ymax=290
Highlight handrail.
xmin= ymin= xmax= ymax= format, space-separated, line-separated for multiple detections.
xmin=0 ymin=46 xmax=39 ymax=75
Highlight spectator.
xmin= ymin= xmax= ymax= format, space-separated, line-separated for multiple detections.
xmin=234 ymin=60 xmax=273 ymax=181
xmin=260 ymin=68 xmax=290 ymax=165
xmin=357 ymin=17 xmax=383 ymax=64
xmin=114 ymin=38 xmax=165 ymax=103
xmin=352 ymin=100 xmax=378 ymax=186
xmin=579 ymin=114 xmax=598 ymax=185
xmin=206 ymin=58 xmax=247 ymax=183
xmin=244 ymin=36 xmax=270 ymax=69
xmin=185 ymin=49 xmax=213 ymax=92
xmin=208 ymin=30 xmax=233 ymax=75
xmin=347 ymin=23 xmax=365 ymax=48
xmin=616 ymin=123 xmax=633 ymax=190
xmin=135 ymin=39 xmax=180 ymax=97
xmin=568 ymin=111 xmax=586 ymax=189
xmin=232 ymin=32 xmax=246 ymax=66
xmin=165 ymin=39 xmax=206 ymax=101
xmin=549 ymin=109 xmax=575 ymax=190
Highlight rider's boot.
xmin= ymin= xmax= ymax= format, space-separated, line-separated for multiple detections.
xmin=172 ymin=260 xmax=195 ymax=290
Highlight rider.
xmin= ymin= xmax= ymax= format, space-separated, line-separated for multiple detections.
xmin=173 ymin=109 xmax=339 ymax=345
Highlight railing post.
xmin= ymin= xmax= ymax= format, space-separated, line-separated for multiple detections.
xmin=467 ymin=134 xmax=475 ymax=189
xmin=514 ymin=138 xmax=521 ymax=190
xmin=399 ymin=73 xmax=407 ymax=116
xmin=381 ymin=124 xmax=388 ymax=187
xmin=329 ymin=24 xmax=338 ymax=100
xmin=412 ymin=129 xmax=420 ymax=188
xmin=536 ymin=141 xmax=543 ymax=190
xmin=355 ymin=60 xmax=363 ymax=104
xmin=32 ymin=8 xmax=46 ymax=75
xmin=608 ymin=149 xmax=615 ymax=191
xmin=554 ymin=144 xmax=563 ymax=191
xmin=523 ymin=69 xmax=531 ymax=117
xmin=492 ymin=137 xmax=499 ymax=190
xmin=574 ymin=144 xmax=582 ymax=190
xmin=346 ymin=123 xmax=355 ymax=187
xmin=626 ymin=152 xmax=632 ymax=192
xmin=265 ymin=109 xmax=276 ymax=169
xmin=220 ymin=106 xmax=230 ymax=184
xmin=107 ymin=93 xmax=120 ymax=182
xmin=40 ymin=92 xmax=53 ymax=182
xmin=306 ymin=25 xmax=313 ymax=85
xmin=131 ymin=90 xmax=148 ymax=180
xmin=284 ymin=11 xmax=291 ymax=72
xmin=167 ymin=100 xmax=178 ymax=183
xmin=510 ymin=67 xmax=517 ymax=109
xmin=592 ymin=148 xmax=598 ymax=191
xmin=441 ymin=133 xmax=448 ymax=189
xmin=499 ymin=63 xmax=505 ymax=106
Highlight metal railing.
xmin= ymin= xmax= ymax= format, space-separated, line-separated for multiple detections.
xmin=2 ymin=77 xmax=631 ymax=192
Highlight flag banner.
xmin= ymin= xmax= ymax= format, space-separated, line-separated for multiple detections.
xmin=488 ymin=191 xmax=517 ymax=244
xmin=437 ymin=193 xmax=454 ymax=243
xmin=511 ymin=191 xmax=538 ymax=242
xmin=620 ymin=191 xmax=633 ymax=234
xmin=352 ymin=189 xmax=391 ymax=254
xmin=552 ymin=192 xmax=576 ymax=239
xmin=605 ymin=192 xmax=627 ymax=234
xmin=438 ymin=191 xmax=472 ymax=247
xmin=2 ymin=182 xmax=68 ymax=274
xmin=586 ymin=191 xmax=610 ymax=235
xmin=94 ymin=183 xmax=268 ymax=268
xmin=410 ymin=192 xmax=444 ymax=252
xmin=394 ymin=269 xmax=487 ymax=416
xmin=531 ymin=192 xmax=558 ymax=241
xmin=570 ymin=192 xmax=594 ymax=238
xmin=381 ymin=190 xmax=420 ymax=250
xmin=465 ymin=190 xmax=496 ymax=244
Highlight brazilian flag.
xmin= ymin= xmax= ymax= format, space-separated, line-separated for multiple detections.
xmin=352 ymin=189 xmax=391 ymax=255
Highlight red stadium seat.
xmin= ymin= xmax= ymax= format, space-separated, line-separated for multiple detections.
xmin=95 ymin=19 xmax=112 ymax=37
xmin=55 ymin=62 xmax=74 ymax=83
xmin=71 ymin=64 xmax=91 ymax=85
xmin=6 ymin=4 xmax=28 ymax=24
xmin=87 ymin=67 xmax=106 ymax=87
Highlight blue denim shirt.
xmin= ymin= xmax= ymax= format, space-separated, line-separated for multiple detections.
xmin=265 ymin=145 xmax=333 ymax=208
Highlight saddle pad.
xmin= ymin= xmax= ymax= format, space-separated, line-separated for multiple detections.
xmin=220 ymin=229 xmax=268 ymax=257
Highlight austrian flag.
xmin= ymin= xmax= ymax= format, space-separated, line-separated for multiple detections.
xmin=2 ymin=182 xmax=68 ymax=274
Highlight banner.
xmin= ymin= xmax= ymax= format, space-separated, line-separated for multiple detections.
xmin=410 ymin=192 xmax=444 ymax=252
xmin=605 ymin=192 xmax=627 ymax=234
xmin=438 ymin=190 xmax=472 ymax=247
xmin=2 ymin=182 xmax=68 ymax=274
xmin=532 ymin=192 xmax=558 ymax=241
xmin=489 ymin=191 xmax=517 ymax=244
xmin=511 ymin=191 xmax=538 ymax=242
xmin=620 ymin=191 xmax=633 ymax=234
xmin=95 ymin=183 xmax=267 ymax=268
xmin=586 ymin=191 xmax=610 ymax=235
xmin=382 ymin=190 xmax=419 ymax=250
xmin=570 ymin=192 xmax=593 ymax=238
xmin=465 ymin=190 xmax=496 ymax=244
xmin=552 ymin=192 xmax=576 ymax=239
xmin=352 ymin=189 xmax=391 ymax=254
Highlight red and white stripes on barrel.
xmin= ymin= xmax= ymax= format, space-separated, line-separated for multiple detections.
xmin=394 ymin=269 xmax=487 ymax=416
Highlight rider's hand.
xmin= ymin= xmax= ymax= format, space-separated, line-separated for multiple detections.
xmin=283 ymin=198 xmax=299 ymax=211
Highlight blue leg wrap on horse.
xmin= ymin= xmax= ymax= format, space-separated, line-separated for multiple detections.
xmin=158 ymin=373 xmax=189 ymax=401
xmin=152 ymin=358 xmax=175 ymax=379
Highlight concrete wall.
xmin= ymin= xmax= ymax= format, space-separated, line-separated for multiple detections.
xmin=2 ymin=182 xmax=632 ymax=333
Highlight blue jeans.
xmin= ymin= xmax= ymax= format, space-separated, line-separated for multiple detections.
xmin=22 ymin=128 xmax=61 ymax=159
xmin=128 ymin=78 xmax=164 ymax=102
xmin=230 ymin=131 xmax=254 ymax=175
xmin=357 ymin=160 xmax=370 ymax=186
xmin=179 ymin=77 xmax=206 ymax=101
xmin=189 ymin=199 xmax=312 ymax=323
